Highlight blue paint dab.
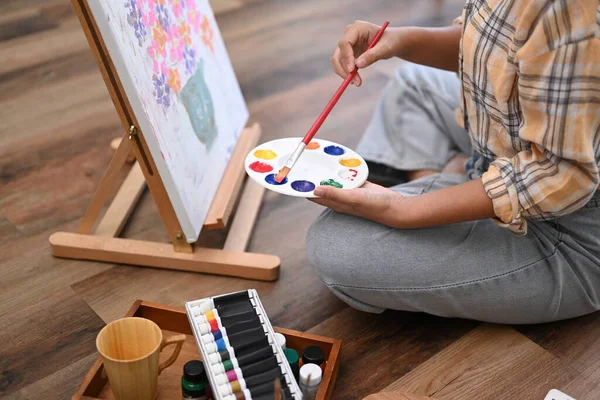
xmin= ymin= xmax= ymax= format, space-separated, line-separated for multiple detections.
xmin=291 ymin=180 xmax=316 ymax=192
xmin=324 ymin=145 xmax=345 ymax=156
xmin=265 ymin=173 xmax=287 ymax=185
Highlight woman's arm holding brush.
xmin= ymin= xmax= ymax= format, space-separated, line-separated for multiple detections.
xmin=332 ymin=21 xmax=462 ymax=86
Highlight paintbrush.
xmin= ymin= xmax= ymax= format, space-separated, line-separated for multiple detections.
xmin=274 ymin=377 xmax=282 ymax=400
xmin=274 ymin=21 xmax=390 ymax=183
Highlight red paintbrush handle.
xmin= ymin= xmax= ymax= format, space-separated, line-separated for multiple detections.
xmin=301 ymin=20 xmax=390 ymax=145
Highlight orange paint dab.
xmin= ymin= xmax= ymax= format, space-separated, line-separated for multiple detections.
xmin=306 ymin=141 xmax=320 ymax=150
xmin=339 ymin=158 xmax=362 ymax=167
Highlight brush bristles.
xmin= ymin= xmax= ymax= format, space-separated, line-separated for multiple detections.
xmin=274 ymin=167 xmax=290 ymax=183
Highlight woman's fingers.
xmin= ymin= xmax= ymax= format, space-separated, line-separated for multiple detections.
xmin=332 ymin=20 xmax=388 ymax=86
xmin=353 ymin=71 xmax=362 ymax=86
xmin=338 ymin=24 xmax=360 ymax=73
xmin=330 ymin=47 xmax=347 ymax=79
xmin=332 ymin=47 xmax=362 ymax=86
xmin=357 ymin=44 xmax=384 ymax=68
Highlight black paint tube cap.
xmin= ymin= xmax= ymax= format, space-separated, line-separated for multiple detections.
xmin=183 ymin=360 xmax=207 ymax=384
xmin=249 ymin=378 xmax=292 ymax=398
xmin=216 ymin=300 xmax=254 ymax=316
xmin=302 ymin=345 xmax=325 ymax=366
xmin=213 ymin=290 xmax=250 ymax=307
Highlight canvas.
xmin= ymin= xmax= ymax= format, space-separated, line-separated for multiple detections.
xmin=88 ymin=0 xmax=249 ymax=242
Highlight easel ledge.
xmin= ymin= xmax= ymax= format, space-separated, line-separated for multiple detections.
xmin=50 ymin=123 xmax=281 ymax=281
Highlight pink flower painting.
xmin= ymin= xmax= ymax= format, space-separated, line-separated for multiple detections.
xmin=123 ymin=0 xmax=214 ymax=109
xmin=167 ymin=24 xmax=184 ymax=62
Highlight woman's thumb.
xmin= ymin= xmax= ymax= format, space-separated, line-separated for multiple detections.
xmin=356 ymin=46 xmax=382 ymax=69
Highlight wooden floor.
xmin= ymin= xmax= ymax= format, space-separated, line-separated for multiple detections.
xmin=1 ymin=1 xmax=599 ymax=399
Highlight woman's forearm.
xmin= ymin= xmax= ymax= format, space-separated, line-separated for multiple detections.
xmin=395 ymin=25 xmax=462 ymax=72
xmin=400 ymin=178 xmax=496 ymax=229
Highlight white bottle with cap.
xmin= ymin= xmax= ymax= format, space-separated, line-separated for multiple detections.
xmin=274 ymin=332 xmax=286 ymax=349
xmin=299 ymin=363 xmax=322 ymax=400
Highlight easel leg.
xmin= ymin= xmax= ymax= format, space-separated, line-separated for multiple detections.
xmin=77 ymin=133 xmax=131 ymax=234
xmin=224 ymin=180 xmax=266 ymax=252
xmin=111 ymin=137 xmax=135 ymax=163
xmin=95 ymin=162 xmax=146 ymax=237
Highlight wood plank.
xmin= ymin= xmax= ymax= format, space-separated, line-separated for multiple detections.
xmin=306 ymin=308 xmax=478 ymax=400
xmin=562 ymin=358 xmax=600 ymax=400
xmin=217 ymin=0 xmax=460 ymax=103
xmin=0 ymin=217 xmax=22 ymax=242
xmin=0 ymin=71 xmax=116 ymax=150
xmin=9 ymin=354 xmax=98 ymax=400
xmin=0 ymin=133 xmax=122 ymax=236
xmin=0 ymin=222 xmax=114 ymax=319
xmin=364 ymin=394 xmax=436 ymax=400
xmin=0 ymin=288 xmax=105 ymax=396
xmin=0 ymin=8 xmax=56 ymax=42
xmin=517 ymin=311 xmax=600 ymax=373
xmin=0 ymin=23 xmax=89 ymax=76
xmin=0 ymin=48 xmax=99 ymax=104
xmin=383 ymin=325 xmax=577 ymax=400
xmin=69 ymin=246 xmax=346 ymax=331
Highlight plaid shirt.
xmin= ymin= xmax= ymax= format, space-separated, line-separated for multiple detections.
xmin=455 ymin=0 xmax=600 ymax=235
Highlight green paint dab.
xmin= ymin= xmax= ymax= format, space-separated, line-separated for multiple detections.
xmin=320 ymin=179 xmax=343 ymax=188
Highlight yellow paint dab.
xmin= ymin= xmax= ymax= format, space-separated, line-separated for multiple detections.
xmin=254 ymin=149 xmax=277 ymax=160
xmin=339 ymin=158 xmax=362 ymax=167
xmin=306 ymin=141 xmax=320 ymax=150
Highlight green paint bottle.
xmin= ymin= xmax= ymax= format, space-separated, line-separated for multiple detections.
xmin=182 ymin=360 xmax=210 ymax=400
xmin=284 ymin=348 xmax=300 ymax=383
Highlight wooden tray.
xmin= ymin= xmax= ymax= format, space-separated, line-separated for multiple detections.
xmin=74 ymin=300 xmax=342 ymax=400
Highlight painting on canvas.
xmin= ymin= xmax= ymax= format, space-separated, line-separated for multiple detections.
xmin=87 ymin=0 xmax=249 ymax=242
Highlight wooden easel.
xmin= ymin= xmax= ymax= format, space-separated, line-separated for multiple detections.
xmin=49 ymin=0 xmax=280 ymax=281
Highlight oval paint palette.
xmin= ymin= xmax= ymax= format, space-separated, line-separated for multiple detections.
xmin=245 ymin=138 xmax=369 ymax=198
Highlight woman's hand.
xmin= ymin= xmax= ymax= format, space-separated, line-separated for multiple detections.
xmin=331 ymin=21 xmax=403 ymax=87
xmin=311 ymin=182 xmax=407 ymax=228
xmin=331 ymin=22 xmax=464 ymax=81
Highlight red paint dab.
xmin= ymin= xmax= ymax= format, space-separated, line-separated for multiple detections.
xmin=350 ymin=169 xmax=358 ymax=177
xmin=249 ymin=161 xmax=273 ymax=173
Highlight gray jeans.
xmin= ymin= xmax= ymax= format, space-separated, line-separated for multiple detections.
xmin=306 ymin=63 xmax=600 ymax=324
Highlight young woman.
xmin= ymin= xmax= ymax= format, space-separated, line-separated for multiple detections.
xmin=307 ymin=0 xmax=600 ymax=324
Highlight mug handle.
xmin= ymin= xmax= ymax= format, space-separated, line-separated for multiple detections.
xmin=158 ymin=334 xmax=186 ymax=375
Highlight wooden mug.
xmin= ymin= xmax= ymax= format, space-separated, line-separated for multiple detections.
xmin=96 ymin=317 xmax=186 ymax=400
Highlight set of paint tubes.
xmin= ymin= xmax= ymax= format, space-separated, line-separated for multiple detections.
xmin=186 ymin=290 xmax=303 ymax=400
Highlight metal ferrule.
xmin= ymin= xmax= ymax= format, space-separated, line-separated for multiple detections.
xmin=284 ymin=142 xmax=307 ymax=170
